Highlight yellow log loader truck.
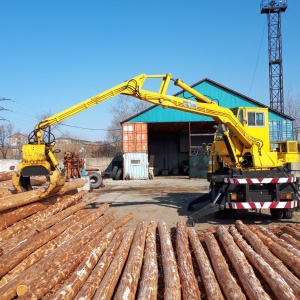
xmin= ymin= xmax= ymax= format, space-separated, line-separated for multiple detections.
xmin=12 ymin=74 xmax=300 ymax=219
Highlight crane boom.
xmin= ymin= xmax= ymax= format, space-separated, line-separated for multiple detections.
xmin=12 ymin=73 xmax=298 ymax=198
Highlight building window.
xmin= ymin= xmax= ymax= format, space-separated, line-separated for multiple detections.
xmin=247 ymin=112 xmax=265 ymax=127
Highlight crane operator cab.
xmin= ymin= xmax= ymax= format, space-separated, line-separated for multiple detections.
xmin=211 ymin=107 xmax=298 ymax=172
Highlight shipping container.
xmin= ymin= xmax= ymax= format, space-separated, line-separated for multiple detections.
xmin=123 ymin=152 xmax=149 ymax=180
xmin=122 ymin=123 xmax=148 ymax=153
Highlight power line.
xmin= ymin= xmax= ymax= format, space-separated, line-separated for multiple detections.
xmin=61 ymin=123 xmax=121 ymax=131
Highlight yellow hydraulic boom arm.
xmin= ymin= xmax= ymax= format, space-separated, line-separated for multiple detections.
xmin=12 ymin=73 xmax=274 ymax=197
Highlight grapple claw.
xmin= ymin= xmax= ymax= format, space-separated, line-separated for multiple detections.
xmin=40 ymin=169 xmax=66 ymax=198
xmin=12 ymin=169 xmax=66 ymax=198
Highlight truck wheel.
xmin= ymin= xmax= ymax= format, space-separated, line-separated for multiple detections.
xmin=88 ymin=172 xmax=103 ymax=189
xmin=270 ymin=209 xmax=284 ymax=219
xmin=115 ymin=168 xmax=122 ymax=180
xmin=283 ymin=210 xmax=294 ymax=219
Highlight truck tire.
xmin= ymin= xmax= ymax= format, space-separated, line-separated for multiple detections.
xmin=115 ymin=168 xmax=122 ymax=180
xmin=270 ymin=208 xmax=284 ymax=219
xmin=112 ymin=166 xmax=118 ymax=179
xmin=283 ymin=210 xmax=294 ymax=219
xmin=88 ymin=172 xmax=103 ymax=189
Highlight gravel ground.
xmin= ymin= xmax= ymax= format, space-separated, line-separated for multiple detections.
xmin=86 ymin=176 xmax=300 ymax=231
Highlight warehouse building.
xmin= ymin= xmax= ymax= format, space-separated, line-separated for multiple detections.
xmin=121 ymin=78 xmax=294 ymax=180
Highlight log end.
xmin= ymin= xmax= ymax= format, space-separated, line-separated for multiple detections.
xmin=0 ymin=276 xmax=7 ymax=286
xmin=17 ymin=284 xmax=29 ymax=296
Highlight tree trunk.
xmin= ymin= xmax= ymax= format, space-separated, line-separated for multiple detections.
xmin=188 ymin=228 xmax=224 ymax=300
xmin=0 ymin=212 xmax=117 ymax=300
xmin=0 ymin=190 xmax=87 ymax=242
xmin=113 ymin=221 xmax=148 ymax=300
xmin=137 ymin=221 xmax=158 ymax=300
xmin=0 ymin=179 xmax=85 ymax=212
xmin=235 ymin=220 xmax=300 ymax=299
xmin=0 ymin=197 xmax=86 ymax=254
xmin=282 ymin=225 xmax=300 ymax=241
xmin=216 ymin=225 xmax=271 ymax=300
xmin=257 ymin=225 xmax=300 ymax=257
xmin=251 ymin=225 xmax=300 ymax=277
xmin=0 ymin=197 xmax=57 ymax=231
xmin=92 ymin=229 xmax=135 ymax=300
xmin=229 ymin=225 xmax=297 ymax=300
xmin=281 ymin=233 xmax=300 ymax=251
xmin=204 ymin=231 xmax=246 ymax=300
xmin=3 ymin=203 xmax=109 ymax=283
xmin=176 ymin=221 xmax=200 ymax=300
xmin=74 ymin=229 xmax=124 ymax=300
xmin=0 ymin=201 xmax=87 ymax=277
xmin=158 ymin=221 xmax=181 ymax=300
xmin=20 ymin=228 xmax=118 ymax=299
xmin=0 ymin=172 xmax=12 ymax=181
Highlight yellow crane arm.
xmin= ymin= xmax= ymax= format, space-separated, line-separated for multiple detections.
xmin=35 ymin=73 xmax=259 ymax=149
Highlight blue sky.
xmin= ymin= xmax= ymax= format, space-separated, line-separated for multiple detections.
xmin=0 ymin=0 xmax=299 ymax=141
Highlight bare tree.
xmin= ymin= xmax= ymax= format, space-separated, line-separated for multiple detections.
xmin=0 ymin=123 xmax=14 ymax=158
xmin=284 ymin=89 xmax=300 ymax=141
xmin=105 ymin=95 xmax=151 ymax=153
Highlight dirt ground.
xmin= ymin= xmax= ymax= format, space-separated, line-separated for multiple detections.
xmin=85 ymin=176 xmax=300 ymax=231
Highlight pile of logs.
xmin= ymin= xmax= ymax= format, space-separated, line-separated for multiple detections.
xmin=0 ymin=173 xmax=299 ymax=299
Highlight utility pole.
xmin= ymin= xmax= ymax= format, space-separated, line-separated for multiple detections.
xmin=260 ymin=0 xmax=287 ymax=113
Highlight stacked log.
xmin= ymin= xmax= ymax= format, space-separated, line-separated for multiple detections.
xmin=137 ymin=221 xmax=158 ymax=300
xmin=176 ymin=220 xmax=200 ymax=300
xmin=216 ymin=225 xmax=271 ymax=300
xmin=157 ymin=221 xmax=181 ymax=300
xmin=73 ymin=229 xmax=124 ymax=299
xmin=282 ymin=224 xmax=300 ymax=241
xmin=3 ymin=203 xmax=110 ymax=284
xmin=113 ymin=221 xmax=148 ymax=300
xmin=188 ymin=228 xmax=224 ymax=299
xmin=204 ymin=231 xmax=246 ymax=299
xmin=0 ymin=174 xmax=300 ymax=300
xmin=0 ymin=179 xmax=85 ymax=212
xmin=251 ymin=225 xmax=300 ymax=277
xmin=235 ymin=220 xmax=300 ymax=298
xmin=92 ymin=229 xmax=135 ymax=299
xmin=229 ymin=225 xmax=297 ymax=299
